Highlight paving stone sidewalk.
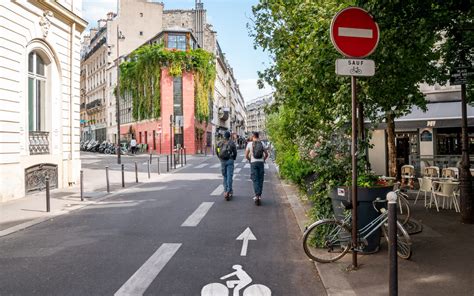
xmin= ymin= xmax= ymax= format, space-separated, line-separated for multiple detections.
xmin=279 ymin=180 xmax=474 ymax=296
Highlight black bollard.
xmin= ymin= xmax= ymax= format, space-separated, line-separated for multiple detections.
xmin=121 ymin=164 xmax=125 ymax=188
xmin=184 ymin=148 xmax=187 ymax=165
xmin=167 ymin=155 xmax=169 ymax=172
xmin=80 ymin=170 xmax=84 ymax=201
xmin=387 ymin=191 xmax=398 ymax=296
xmin=45 ymin=175 xmax=50 ymax=212
xmin=174 ymin=152 xmax=176 ymax=169
xmin=149 ymin=153 xmax=152 ymax=164
xmin=135 ymin=162 xmax=138 ymax=183
xmin=157 ymin=156 xmax=161 ymax=175
xmin=106 ymin=166 xmax=110 ymax=193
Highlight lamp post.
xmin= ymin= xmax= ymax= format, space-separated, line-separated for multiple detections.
xmin=116 ymin=26 xmax=125 ymax=164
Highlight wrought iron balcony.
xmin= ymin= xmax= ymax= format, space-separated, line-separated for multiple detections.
xmin=29 ymin=131 xmax=50 ymax=155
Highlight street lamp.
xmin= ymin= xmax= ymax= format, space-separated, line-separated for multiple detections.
xmin=116 ymin=26 xmax=125 ymax=164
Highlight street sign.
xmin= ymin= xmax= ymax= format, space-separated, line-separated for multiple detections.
xmin=330 ymin=7 xmax=379 ymax=58
xmin=336 ymin=59 xmax=375 ymax=76
xmin=450 ymin=67 xmax=474 ymax=85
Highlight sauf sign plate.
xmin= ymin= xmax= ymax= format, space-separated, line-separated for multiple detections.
xmin=336 ymin=59 xmax=375 ymax=76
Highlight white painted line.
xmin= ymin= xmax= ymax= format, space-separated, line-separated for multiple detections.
xmin=241 ymin=158 xmax=247 ymax=163
xmin=234 ymin=168 xmax=242 ymax=174
xmin=338 ymin=27 xmax=373 ymax=38
xmin=195 ymin=163 xmax=208 ymax=169
xmin=244 ymin=164 xmax=250 ymax=169
xmin=181 ymin=202 xmax=214 ymax=227
xmin=210 ymin=184 xmax=224 ymax=196
xmin=264 ymin=164 xmax=269 ymax=169
xmin=210 ymin=163 xmax=221 ymax=169
xmin=114 ymin=243 xmax=181 ymax=296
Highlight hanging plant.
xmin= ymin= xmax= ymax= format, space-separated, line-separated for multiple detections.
xmin=119 ymin=44 xmax=216 ymax=121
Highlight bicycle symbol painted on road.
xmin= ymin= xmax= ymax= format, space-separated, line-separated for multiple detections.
xmin=201 ymin=264 xmax=271 ymax=296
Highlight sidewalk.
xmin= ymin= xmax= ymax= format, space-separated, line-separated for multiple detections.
xmin=279 ymin=179 xmax=474 ymax=296
xmin=0 ymin=152 xmax=211 ymax=237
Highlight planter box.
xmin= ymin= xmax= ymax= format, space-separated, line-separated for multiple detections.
xmin=330 ymin=186 xmax=392 ymax=253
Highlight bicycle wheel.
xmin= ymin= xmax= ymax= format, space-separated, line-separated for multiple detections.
xmin=382 ymin=220 xmax=412 ymax=260
xmin=303 ymin=219 xmax=351 ymax=263
xmin=397 ymin=193 xmax=411 ymax=225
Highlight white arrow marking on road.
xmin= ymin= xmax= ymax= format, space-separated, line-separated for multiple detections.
xmin=236 ymin=227 xmax=257 ymax=256
xmin=338 ymin=27 xmax=373 ymax=38
xmin=115 ymin=243 xmax=181 ymax=296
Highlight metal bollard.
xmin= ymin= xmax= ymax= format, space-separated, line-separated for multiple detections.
xmin=173 ymin=152 xmax=176 ymax=169
xmin=205 ymin=146 xmax=207 ymax=156
xmin=147 ymin=161 xmax=151 ymax=179
xmin=167 ymin=155 xmax=169 ymax=172
xmin=45 ymin=175 xmax=50 ymax=212
xmin=121 ymin=164 xmax=125 ymax=188
xmin=157 ymin=156 xmax=161 ymax=175
xmin=80 ymin=170 xmax=84 ymax=201
xmin=387 ymin=191 xmax=398 ymax=296
xmin=184 ymin=148 xmax=187 ymax=165
xmin=149 ymin=153 xmax=152 ymax=164
xmin=106 ymin=166 xmax=110 ymax=193
xmin=180 ymin=148 xmax=183 ymax=166
xmin=135 ymin=162 xmax=138 ymax=183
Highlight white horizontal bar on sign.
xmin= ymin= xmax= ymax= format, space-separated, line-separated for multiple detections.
xmin=338 ymin=27 xmax=373 ymax=38
xmin=335 ymin=59 xmax=375 ymax=77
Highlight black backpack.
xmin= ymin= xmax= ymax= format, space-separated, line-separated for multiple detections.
xmin=218 ymin=141 xmax=232 ymax=160
xmin=252 ymin=141 xmax=264 ymax=159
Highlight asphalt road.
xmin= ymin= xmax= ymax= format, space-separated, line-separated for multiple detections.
xmin=0 ymin=151 xmax=326 ymax=295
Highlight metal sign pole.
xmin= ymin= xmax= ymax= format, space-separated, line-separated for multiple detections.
xmin=351 ymin=75 xmax=358 ymax=269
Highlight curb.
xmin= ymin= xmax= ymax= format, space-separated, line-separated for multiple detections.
xmin=0 ymin=155 xmax=213 ymax=238
xmin=275 ymin=174 xmax=356 ymax=296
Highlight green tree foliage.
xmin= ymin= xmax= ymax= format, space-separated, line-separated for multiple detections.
xmin=250 ymin=0 xmax=464 ymax=217
xmin=119 ymin=44 xmax=216 ymax=122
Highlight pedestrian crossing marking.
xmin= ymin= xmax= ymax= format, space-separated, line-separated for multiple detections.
xmin=210 ymin=184 xmax=224 ymax=196
xmin=265 ymin=164 xmax=269 ymax=169
xmin=210 ymin=163 xmax=221 ymax=168
xmin=195 ymin=163 xmax=208 ymax=169
xmin=234 ymin=168 xmax=242 ymax=174
xmin=244 ymin=164 xmax=250 ymax=169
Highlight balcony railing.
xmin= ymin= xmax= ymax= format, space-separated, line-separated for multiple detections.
xmin=29 ymin=131 xmax=49 ymax=155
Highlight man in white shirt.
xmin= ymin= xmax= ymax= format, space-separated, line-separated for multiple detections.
xmin=130 ymin=137 xmax=137 ymax=154
xmin=245 ymin=132 xmax=268 ymax=205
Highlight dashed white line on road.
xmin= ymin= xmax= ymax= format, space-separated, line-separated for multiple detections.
xmin=195 ymin=163 xmax=208 ymax=169
xmin=210 ymin=184 xmax=224 ymax=196
xmin=210 ymin=163 xmax=221 ymax=168
xmin=234 ymin=168 xmax=242 ymax=174
xmin=114 ymin=243 xmax=181 ymax=296
xmin=241 ymin=158 xmax=247 ymax=163
xmin=181 ymin=202 xmax=215 ymax=227
xmin=244 ymin=164 xmax=250 ymax=169
xmin=265 ymin=164 xmax=269 ymax=169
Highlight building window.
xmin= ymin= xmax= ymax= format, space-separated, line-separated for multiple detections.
xmin=139 ymin=31 xmax=143 ymax=36
xmin=173 ymin=76 xmax=183 ymax=116
xmin=168 ymin=34 xmax=186 ymax=51
xmin=28 ymin=52 xmax=47 ymax=131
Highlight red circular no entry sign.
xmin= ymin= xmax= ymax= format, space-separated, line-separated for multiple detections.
xmin=330 ymin=7 xmax=379 ymax=58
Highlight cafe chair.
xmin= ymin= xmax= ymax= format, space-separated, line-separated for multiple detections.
xmin=442 ymin=167 xmax=458 ymax=179
xmin=401 ymin=165 xmax=415 ymax=189
xmin=415 ymin=177 xmax=433 ymax=207
xmin=432 ymin=181 xmax=460 ymax=212
xmin=424 ymin=166 xmax=439 ymax=178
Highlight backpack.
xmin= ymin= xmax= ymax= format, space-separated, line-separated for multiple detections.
xmin=218 ymin=141 xmax=232 ymax=160
xmin=252 ymin=141 xmax=264 ymax=159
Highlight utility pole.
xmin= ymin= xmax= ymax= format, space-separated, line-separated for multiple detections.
xmin=116 ymin=26 xmax=125 ymax=164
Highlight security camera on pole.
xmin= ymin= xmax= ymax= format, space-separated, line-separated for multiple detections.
xmin=330 ymin=6 xmax=379 ymax=270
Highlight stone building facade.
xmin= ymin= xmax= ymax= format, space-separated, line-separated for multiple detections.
xmin=246 ymin=94 xmax=274 ymax=140
xmin=0 ymin=1 xmax=87 ymax=201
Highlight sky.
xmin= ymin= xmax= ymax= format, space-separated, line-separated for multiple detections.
xmin=81 ymin=0 xmax=273 ymax=102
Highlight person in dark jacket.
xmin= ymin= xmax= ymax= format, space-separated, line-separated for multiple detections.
xmin=216 ymin=131 xmax=237 ymax=200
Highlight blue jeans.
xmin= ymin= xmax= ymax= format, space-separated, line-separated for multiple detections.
xmin=221 ymin=159 xmax=234 ymax=193
xmin=251 ymin=162 xmax=264 ymax=196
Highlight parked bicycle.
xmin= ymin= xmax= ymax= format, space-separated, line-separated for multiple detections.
xmin=302 ymin=190 xmax=412 ymax=263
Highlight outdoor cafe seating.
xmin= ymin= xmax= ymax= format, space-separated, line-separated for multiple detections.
xmin=401 ymin=165 xmax=415 ymax=189
xmin=431 ymin=180 xmax=460 ymax=212
xmin=423 ymin=166 xmax=440 ymax=178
